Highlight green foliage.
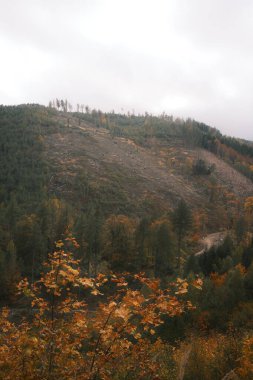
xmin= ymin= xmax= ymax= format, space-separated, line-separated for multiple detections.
xmin=1 ymin=104 xmax=253 ymax=377
xmin=0 ymin=106 xmax=72 ymax=300
xmin=172 ymin=200 xmax=192 ymax=268
xmin=189 ymin=236 xmax=234 ymax=276
xmin=101 ymin=214 xmax=135 ymax=270
xmin=192 ymin=158 xmax=215 ymax=175
xmin=150 ymin=220 xmax=175 ymax=276
xmin=183 ymin=334 xmax=241 ymax=380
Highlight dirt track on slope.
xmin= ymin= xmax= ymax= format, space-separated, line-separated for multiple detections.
xmin=195 ymin=232 xmax=227 ymax=256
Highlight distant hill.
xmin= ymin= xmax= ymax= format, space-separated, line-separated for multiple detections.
xmin=0 ymin=103 xmax=253 ymax=295
xmin=1 ymin=103 xmax=253 ymax=220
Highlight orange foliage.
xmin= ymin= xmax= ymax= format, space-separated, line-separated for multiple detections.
xmin=245 ymin=197 xmax=253 ymax=214
xmin=235 ymin=263 xmax=247 ymax=275
xmin=0 ymin=237 xmax=201 ymax=379
xmin=196 ymin=311 xmax=210 ymax=331
xmin=210 ymin=272 xmax=227 ymax=287
xmin=191 ymin=209 xmax=207 ymax=241
xmin=237 ymin=336 xmax=253 ymax=378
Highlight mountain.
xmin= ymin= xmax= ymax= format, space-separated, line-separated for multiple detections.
xmin=44 ymin=108 xmax=253 ymax=224
xmin=2 ymin=104 xmax=253 ymax=378
xmin=0 ymin=103 xmax=253 ymax=298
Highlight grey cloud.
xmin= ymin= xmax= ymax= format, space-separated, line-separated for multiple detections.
xmin=0 ymin=0 xmax=252 ymax=140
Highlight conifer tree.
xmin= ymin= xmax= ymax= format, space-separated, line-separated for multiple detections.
xmin=172 ymin=200 xmax=192 ymax=269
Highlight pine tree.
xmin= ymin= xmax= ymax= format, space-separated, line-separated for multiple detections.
xmin=172 ymin=200 xmax=192 ymax=269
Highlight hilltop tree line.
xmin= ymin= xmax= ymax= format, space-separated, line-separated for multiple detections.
xmin=49 ymin=98 xmax=253 ymax=182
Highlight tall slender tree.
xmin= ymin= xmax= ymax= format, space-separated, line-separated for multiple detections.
xmin=172 ymin=200 xmax=192 ymax=269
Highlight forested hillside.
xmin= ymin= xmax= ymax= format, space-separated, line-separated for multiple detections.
xmin=1 ymin=103 xmax=253 ymax=379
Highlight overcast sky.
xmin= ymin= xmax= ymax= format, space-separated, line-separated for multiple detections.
xmin=1 ymin=0 xmax=253 ymax=139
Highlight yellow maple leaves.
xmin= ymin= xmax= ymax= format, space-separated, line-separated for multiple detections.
xmin=0 ymin=236 xmax=202 ymax=379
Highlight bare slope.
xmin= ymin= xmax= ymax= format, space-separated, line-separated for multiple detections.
xmin=44 ymin=114 xmax=253 ymax=218
xmin=198 ymin=149 xmax=253 ymax=197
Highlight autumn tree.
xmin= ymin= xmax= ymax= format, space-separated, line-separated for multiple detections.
xmin=101 ymin=215 xmax=136 ymax=270
xmin=0 ymin=237 xmax=201 ymax=379
xmin=237 ymin=335 xmax=253 ymax=379
xmin=191 ymin=209 xmax=207 ymax=242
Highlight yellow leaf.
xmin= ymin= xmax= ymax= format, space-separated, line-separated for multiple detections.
xmin=55 ymin=240 xmax=64 ymax=248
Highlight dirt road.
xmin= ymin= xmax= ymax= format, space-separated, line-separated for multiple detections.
xmin=195 ymin=232 xmax=227 ymax=256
